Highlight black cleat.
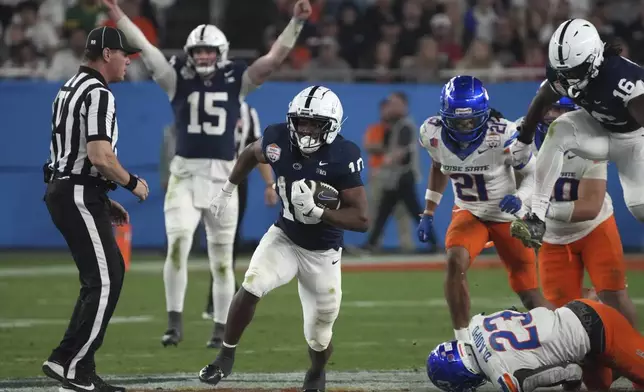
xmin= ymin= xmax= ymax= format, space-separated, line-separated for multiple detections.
xmin=42 ymin=360 xmax=66 ymax=383
xmin=59 ymin=371 xmax=125 ymax=392
xmin=302 ymin=369 xmax=326 ymax=392
xmin=162 ymin=311 xmax=183 ymax=347
xmin=206 ymin=322 xmax=225 ymax=349
xmin=510 ymin=213 xmax=546 ymax=249
xmin=198 ymin=348 xmax=235 ymax=386
xmin=161 ymin=328 xmax=182 ymax=347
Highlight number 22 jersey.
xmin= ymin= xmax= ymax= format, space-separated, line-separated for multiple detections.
xmin=419 ymin=116 xmax=525 ymax=222
xmin=467 ymin=308 xmax=591 ymax=391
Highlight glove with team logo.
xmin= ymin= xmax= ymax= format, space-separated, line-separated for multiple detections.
xmin=209 ymin=180 xmax=235 ymax=218
xmin=499 ymin=194 xmax=522 ymax=214
xmin=291 ymin=179 xmax=323 ymax=224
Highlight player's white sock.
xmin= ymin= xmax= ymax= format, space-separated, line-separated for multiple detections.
xmin=208 ymin=242 xmax=235 ymax=324
xmin=532 ymin=136 xmax=565 ymax=221
xmin=163 ymin=233 xmax=193 ymax=312
xmin=454 ymin=328 xmax=470 ymax=343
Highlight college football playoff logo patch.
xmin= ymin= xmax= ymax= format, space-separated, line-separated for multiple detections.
xmin=266 ymin=143 xmax=281 ymax=163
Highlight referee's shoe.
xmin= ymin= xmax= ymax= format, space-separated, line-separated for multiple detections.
xmin=43 ymin=360 xmax=125 ymax=392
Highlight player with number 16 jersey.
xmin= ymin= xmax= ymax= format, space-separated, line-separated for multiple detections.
xmin=199 ymin=86 xmax=368 ymax=391
xmin=417 ymin=76 xmax=552 ymax=345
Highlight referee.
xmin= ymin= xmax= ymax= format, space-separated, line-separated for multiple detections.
xmin=41 ymin=26 xmax=148 ymax=392
xmin=202 ymin=101 xmax=277 ymax=321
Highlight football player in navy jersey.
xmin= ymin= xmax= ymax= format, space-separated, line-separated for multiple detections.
xmin=510 ymin=18 xmax=644 ymax=249
xmin=101 ymin=0 xmax=312 ymax=348
xmin=198 ymin=86 xmax=368 ymax=391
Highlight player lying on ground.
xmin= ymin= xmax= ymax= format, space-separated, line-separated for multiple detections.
xmin=198 ymin=86 xmax=368 ymax=392
xmin=509 ymin=18 xmax=644 ymax=249
xmin=508 ymin=96 xmax=639 ymax=329
xmin=426 ymin=299 xmax=644 ymax=392
xmin=101 ymin=0 xmax=310 ymax=348
xmin=417 ymin=75 xmax=553 ymax=343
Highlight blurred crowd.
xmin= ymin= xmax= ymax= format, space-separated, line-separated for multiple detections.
xmin=0 ymin=0 xmax=643 ymax=83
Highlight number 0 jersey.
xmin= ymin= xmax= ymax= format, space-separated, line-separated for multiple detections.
xmin=532 ymin=145 xmax=614 ymax=245
xmin=467 ymin=308 xmax=591 ymax=391
xmin=419 ymin=116 xmax=525 ymax=222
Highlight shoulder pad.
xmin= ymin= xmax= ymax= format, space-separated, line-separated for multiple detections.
xmin=419 ymin=116 xmax=442 ymax=149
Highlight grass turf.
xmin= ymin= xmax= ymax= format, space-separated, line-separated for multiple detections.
xmin=2 ymin=255 xmax=644 ymax=380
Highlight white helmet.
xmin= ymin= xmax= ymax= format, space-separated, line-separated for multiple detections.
xmin=184 ymin=24 xmax=229 ymax=76
xmin=548 ymin=19 xmax=604 ymax=97
xmin=287 ymin=86 xmax=344 ymax=154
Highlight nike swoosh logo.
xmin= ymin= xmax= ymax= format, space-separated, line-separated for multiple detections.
xmin=477 ymin=148 xmax=489 ymax=154
xmin=319 ymin=161 xmax=328 ymax=166
xmin=332 ymin=259 xmax=339 ymax=265
xmin=296 ymin=202 xmax=304 ymax=207
xmin=68 ymin=381 xmax=95 ymax=390
xmin=317 ymin=192 xmax=337 ymax=201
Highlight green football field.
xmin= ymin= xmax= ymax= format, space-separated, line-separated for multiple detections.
xmin=1 ymin=252 xmax=644 ymax=389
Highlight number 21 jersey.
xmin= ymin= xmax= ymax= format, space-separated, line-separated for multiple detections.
xmin=419 ymin=116 xmax=523 ymax=222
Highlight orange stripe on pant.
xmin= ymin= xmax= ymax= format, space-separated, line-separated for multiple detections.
xmin=445 ymin=209 xmax=537 ymax=292
xmin=577 ymin=299 xmax=644 ymax=388
xmin=538 ymin=215 xmax=625 ymax=307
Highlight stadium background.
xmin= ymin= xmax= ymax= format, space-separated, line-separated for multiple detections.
xmin=2 ymin=0 xmax=644 ymax=390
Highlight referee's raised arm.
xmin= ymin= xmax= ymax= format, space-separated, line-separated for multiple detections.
xmin=41 ymin=26 xmax=146 ymax=392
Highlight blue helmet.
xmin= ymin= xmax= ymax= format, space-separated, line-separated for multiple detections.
xmin=427 ymin=340 xmax=486 ymax=392
xmin=439 ymin=76 xmax=491 ymax=143
xmin=535 ymin=97 xmax=578 ymax=150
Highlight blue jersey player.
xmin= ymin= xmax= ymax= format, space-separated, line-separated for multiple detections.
xmin=198 ymin=86 xmax=368 ymax=391
xmin=510 ymin=18 xmax=644 ymax=249
xmin=101 ymin=0 xmax=312 ymax=348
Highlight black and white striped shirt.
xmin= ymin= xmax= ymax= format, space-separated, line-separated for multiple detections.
xmin=49 ymin=66 xmax=118 ymax=179
xmin=235 ymin=101 xmax=261 ymax=157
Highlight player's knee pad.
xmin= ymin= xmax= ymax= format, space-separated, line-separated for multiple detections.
xmin=241 ymin=268 xmax=275 ymax=298
xmin=208 ymin=242 xmax=234 ymax=280
xmin=304 ymin=302 xmax=340 ymax=352
xmin=164 ymin=232 xmax=193 ymax=270
xmin=627 ymin=203 xmax=644 ymax=222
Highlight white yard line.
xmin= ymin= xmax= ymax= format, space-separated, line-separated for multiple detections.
xmin=0 ymin=315 xmax=153 ymax=329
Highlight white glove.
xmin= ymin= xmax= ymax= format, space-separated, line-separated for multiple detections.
xmin=291 ymin=179 xmax=324 ymax=224
xmin=510 ymin=138 xmax=533 ymax=169
xmin=209 ymin=181 xmax=235 ymax=218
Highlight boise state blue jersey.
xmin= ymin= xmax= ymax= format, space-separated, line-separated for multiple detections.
xmin=261 ymin=123 xmax=364 ymax=251
xmin=170 ymin=56 xmax=247 ymax=160
xmin=547 ymin=55 xmax=644 ymax=133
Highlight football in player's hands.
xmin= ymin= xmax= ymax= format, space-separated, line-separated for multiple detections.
xmin=305 ymin=180 xmax=341 ymax=210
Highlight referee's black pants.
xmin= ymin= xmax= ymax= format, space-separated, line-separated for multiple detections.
xmin=366 ymin=170 xmax=422 ymax=247
xmin=44 ymin=179 xmax=125 ymax=376
xmin=205 ymin=179 xmax=247 ymax=311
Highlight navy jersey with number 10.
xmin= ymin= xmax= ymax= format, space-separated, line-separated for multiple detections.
xmin=170 ymin=56 xmax=247 ymax=160
xmin=261 ymin=123 xmax=364 ymax=251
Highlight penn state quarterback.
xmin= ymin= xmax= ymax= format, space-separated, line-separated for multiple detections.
xmin=425 ymin=299 xmax=644 ymax=392
xmin=510 ymin=18 xmax=644 ymax=249
xmin=101 ymin=0 xmax=312 ymax=348
xmin=198 ymin=85 xmax=368 ymax=391
xmin=417 ymin=75 xmax=552 ymax=343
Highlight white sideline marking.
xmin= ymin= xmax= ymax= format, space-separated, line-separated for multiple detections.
xmin=0 ymin=315 xmax=153 ymax=329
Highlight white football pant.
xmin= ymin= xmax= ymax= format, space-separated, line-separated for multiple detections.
xmin=242 ymin=225 xmax=342 ymax=352
xmin=163 ymin=173 xmax=238 ymax=325
xmin=532 ymin=109 xmax=644 ymax=221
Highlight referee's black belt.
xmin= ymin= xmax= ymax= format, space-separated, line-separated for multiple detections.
xmin=52 ymin=174 xmax=117 ymax=192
